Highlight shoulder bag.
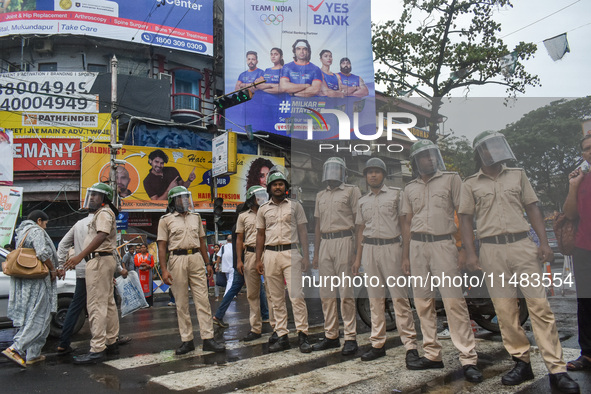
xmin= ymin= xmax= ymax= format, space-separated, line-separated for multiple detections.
xmin=2 ymin=229 xmax=49 ymax=279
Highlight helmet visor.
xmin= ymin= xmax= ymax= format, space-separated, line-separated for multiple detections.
xmin=476 ymin=135 xmax=516 ymax=167
xmin=322 ymin=161 xmax=346 ymax=183
xmin=413 ymin=148 xmax=446 ymax=176
xmin=173 ymin=191 xmax=194 ymax=213
xmin=254 ymin=189 xmax=269 ymax=206
xmin=83 ymin=188 xmax=106 ymax=210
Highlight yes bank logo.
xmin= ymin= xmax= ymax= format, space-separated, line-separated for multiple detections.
xmin=308 ymin=1 xmax=349 ymax=26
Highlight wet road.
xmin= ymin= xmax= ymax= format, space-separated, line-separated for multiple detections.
xmin=0 ymin=287 xmax=589 ymax=393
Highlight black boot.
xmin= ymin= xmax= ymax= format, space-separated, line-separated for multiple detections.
xmin=341 ymin=340 xmax=358 ymax=356
xmin=312 ymin=337 xmax=340 ymax=351
xmin=501 ymin=358 xmax=534 ymax=386
xmin=269 ymin=334 xmax=290 ymax=352
xmin=73 ymin=351 xmax=105 ymax=365
xmin=360 ymin=346 xmax=386 ymax=361
xmin=203 ymin=339 xmax=226 ymax=353
xmin=549 ymin=372 xmax=580 ymax=393
xmin=406 ymin=356 xmax=444 ymax=370
xmin=463 ymin=365 xmax=483 ymax=383
xmin=243 ymin=331 xmax=262 ymax=342
xmin=298 ymin=332 xmax=312 ymax=353
xmin=405 ymin=349 xmax=420 ymax=366
xmin=268 ymin=331 xmax=279 ymax=345
xmin=175 ymin=340 xmax=195 ymax=355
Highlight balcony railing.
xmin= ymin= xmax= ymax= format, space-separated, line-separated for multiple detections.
xmin=172 ymin=92 xmax=201 ymax=113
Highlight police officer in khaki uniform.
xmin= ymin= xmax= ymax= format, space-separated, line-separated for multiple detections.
xmin=352 ymin=158 xmax=419 ymax=362
xmin=459 ymin=131 xmax=579 ymax=393
xmin=67 ymin=183 xmax=119 ymax=364
xmin=255 ymin=172 xmax=311 ymax=353
xmin=312 ymin=157 xmax=360 ymax=355
xmin=401 ymin=140 xmax=481 ymax=382
xmin=158 ymin=186 xmax=225 ymax=355
xmin=237 ymin=185 xmax=275 ymax=342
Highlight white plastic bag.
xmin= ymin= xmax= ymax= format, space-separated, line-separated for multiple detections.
xmin=116 ymin=270 xmax=149 ymax=317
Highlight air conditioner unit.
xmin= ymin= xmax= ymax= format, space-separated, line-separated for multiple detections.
xmin=158 ymin=72 xmax=172 ymax=83
xmin=33 ymin=40 xmax=53 ymax=54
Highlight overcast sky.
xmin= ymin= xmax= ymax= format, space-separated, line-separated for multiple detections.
xmin=370 ymin=0 xmax=591 ymax=139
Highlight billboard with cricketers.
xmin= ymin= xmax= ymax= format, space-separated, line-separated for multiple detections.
xmin=224 ymin=0 xmax=376 ymax=139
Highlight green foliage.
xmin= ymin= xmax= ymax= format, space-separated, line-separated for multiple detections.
xmin=373 ymin=0 xmax=539 ymax=141
xmin=500 ymin=97 xmax=591 ymax=210
xmin=438 ymin=135 xmax=474 ymax=178
xmin=7 ymin=0 xmax=36 ymax=12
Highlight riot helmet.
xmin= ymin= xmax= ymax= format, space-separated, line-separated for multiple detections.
xmin=322 ymin=157 xmax=347 ymax=184
xmin=168 ymin=186 xmax=194 ymax=213
xmin=473 ymin=130 xmax=516 ymax=167
xmin=409 ymin=140 xmax=446 ymax=176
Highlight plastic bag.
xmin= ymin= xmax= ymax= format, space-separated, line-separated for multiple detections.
xmin=116 ymin=270 xmax=149 ymax=317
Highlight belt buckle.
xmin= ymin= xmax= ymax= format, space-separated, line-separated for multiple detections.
xmin=427 ymin=234 xmax=434 ymax=242
xmin=187 ymin=249 xmax=193 ymax=254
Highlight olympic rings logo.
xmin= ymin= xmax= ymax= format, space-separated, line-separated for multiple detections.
xmin=260 ymin=14 xmax=284 ymax=25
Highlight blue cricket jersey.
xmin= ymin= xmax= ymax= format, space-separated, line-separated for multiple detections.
xmin=238 ymin=68 xmax=265 ymax=84
xmin=322 ymin=71 xmax=340 ymax=91
xmin=280 ymin=62 xmax=322 ymax=84
xmin=338 ymin=72 xmax=361 ymax=87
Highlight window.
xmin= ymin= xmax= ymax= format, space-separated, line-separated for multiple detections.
xmin=38 ymin=63 xmax=57 ymax=71
xmin=88 ymin=64 xmax=107 ymax=73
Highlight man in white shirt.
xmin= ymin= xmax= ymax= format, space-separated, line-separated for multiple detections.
xmin=216 ymin=236 xmax=234 ymax=296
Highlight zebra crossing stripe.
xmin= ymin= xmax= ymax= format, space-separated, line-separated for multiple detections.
xmin=104 ymin=324 xmax=327 ymax=370
xmin=148 ymin=331 xmax=398 ymax=391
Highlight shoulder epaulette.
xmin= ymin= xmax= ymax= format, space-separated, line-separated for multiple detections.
xmin=464 ymin=173 xmax=479 ymax=181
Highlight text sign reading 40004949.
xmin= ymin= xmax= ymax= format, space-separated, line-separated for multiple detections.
xmin=0 ymin=72 xmax=100 ymax=113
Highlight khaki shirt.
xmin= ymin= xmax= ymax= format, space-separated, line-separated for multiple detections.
xmin=85 ymin=206 xmax=116 ymax=252
xmin=458 ymin=166 xmax=538 ymax=238
xmin=314 ymin=183 xmax=361 ymax=233
xmin=157 ymin=211 xmax=206 ymax=250
xmin=256 ymin=198 xmax=307 ymax=246
xmin=401 ymin=171 xmax=461 ymax=235
xmin=236 ymin=209 xmax=257 ymax=247
xmin=356 ymin=184 xmax=403 ymax=239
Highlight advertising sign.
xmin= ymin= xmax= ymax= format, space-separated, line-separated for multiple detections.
xmin=0 ymin=0 xmax=214 ymax=55
xmin=0 ymin=186 xmax=23 ymax=246
xmin=0 ymin=127 xmax=13 ymax=185
xmin=0 ymin=111 xmax=112 ymax=142
xmin=224 ymin=0 xmax=376 ymax=139
xmin=13 ymin=138 xmax=80 ymax=171
xmin=0 ymin=72 xmax=99 ymax=113
xmin=81 ymin=143 xmax=284 ymax=212
xmin=212 ymin=131 xmax=237 ymax=177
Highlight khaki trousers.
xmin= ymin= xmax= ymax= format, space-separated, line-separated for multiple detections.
xmin=244 ymin=250 xmax=274 ymax=334
xmin=410 ymin=239 xmax=477 ymax=366
xmin=318 ymin=236 xmax=356 ymax=340
xmin=169 ymin=254 xmax=214 ymax=342
xmin=480 ymin=238 xmax=566 ymax=374
xmin=363 ymin=243 xmax=417 ymax=349
xmin=263 ymin=249 xmax=308 ymax=337
xmin=86 ymin=255 xmax=119 ymax=353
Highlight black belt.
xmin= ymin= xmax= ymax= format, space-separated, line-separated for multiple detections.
xmin=480 ymin=232 xmax=528 ymax=245
xmin=171 ymin=248 xmax=198 ymax=255
xmin=363 ymin=237 xmax=400 ymax=246
xmin=411 ymin=233 xmax=453 ymax=243
xmin=245 ymin=246 xmax=256 ymax=253
xmin=321 ymin=229 xmax=354 ymax=240
xmin=265 ymin=244 xmax=297 ymax=252
xmin=85 ymin=251 xmax=112 ymax=261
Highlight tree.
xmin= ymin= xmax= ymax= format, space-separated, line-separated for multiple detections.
xmin=438 ymin=135 xmax=475 ymax=178
xmin=500 ymin=97 xmax=591 ymax=211
xmin=373 ymin=0 xmax=539 ymax=141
